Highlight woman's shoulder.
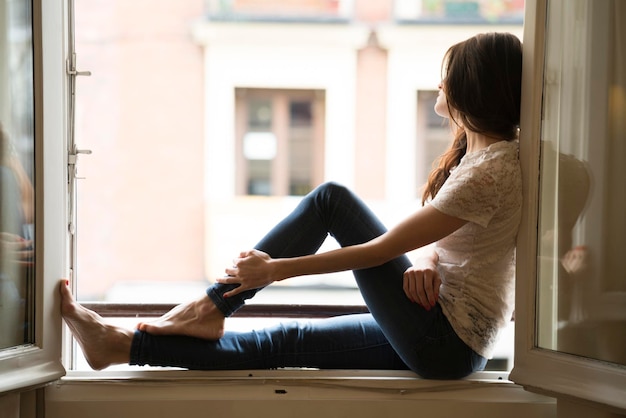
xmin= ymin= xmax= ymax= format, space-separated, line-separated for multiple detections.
xmin=461 ymin=140 xmax=519 ymax=173
xmin=467 ymin=140 xmax=518 ymax=160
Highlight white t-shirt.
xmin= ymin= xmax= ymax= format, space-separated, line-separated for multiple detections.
xmin=430 ymin=140 xmax=522 ymax=359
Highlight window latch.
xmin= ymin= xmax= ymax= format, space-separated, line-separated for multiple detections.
xmin=66 ymin=53 xmax=92 ymax=77
xmin=68 ymin=146 xmax=92 ymax=182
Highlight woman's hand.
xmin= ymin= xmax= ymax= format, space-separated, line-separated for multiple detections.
xmin=217 ymin=249 xmax=278 ymax=298
xmin=1 ymin=232 xmax=33 ymax=265
xmin=561 ymin=245 xmax=588 ymax=276
xmin=403 ymin=252 xmax=440 ymax=311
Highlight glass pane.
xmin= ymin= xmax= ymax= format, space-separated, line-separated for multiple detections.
xmin=416 ymin=91 xmax=448 ymax=191
xmin=537 ymin=0 xmax=626 ymax=365
xmin=0 ymin=0 xmax=35 ymax=350
xmin=248 ymin=99 xmax=272 ymax=130
xmin=247 ymin=159 xmax=272 ymax=195
xmin=74 ymin=1 xmax=209 ymax=302
xmin=245 ymin=100 xmax=273 ymax=195
xmin=289 ymin=100 xmax=313 ymax=196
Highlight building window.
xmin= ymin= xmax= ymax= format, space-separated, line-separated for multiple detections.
xmin=236 ymin=88 xmax=325 ymax=197
xmin=415 ymin=90 xmax=449 ymax=192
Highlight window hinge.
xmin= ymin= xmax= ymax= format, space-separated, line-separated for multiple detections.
xmin=68 ymin=147 xmax=92 ymax=166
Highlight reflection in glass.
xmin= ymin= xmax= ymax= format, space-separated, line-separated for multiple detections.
xmin=537 ymin=0 xmax=626 ymax=366
xmin=0 ymin=0 xmax=35 ymax=350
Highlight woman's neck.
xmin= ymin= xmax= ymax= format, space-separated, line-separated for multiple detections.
xmin=465 ymin=130 xmax=503 ymax=154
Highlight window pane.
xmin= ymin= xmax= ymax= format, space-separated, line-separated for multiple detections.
xmin=289 ymin=101 xmax=312 ymax=127
xmin=536 ymin=0 xmax=626 ymax=366
xmin=74 ymin=1 xmax=208 ymax=302
xmin=248 ymin=100 xmax=272 ymax=130
xmin=416 ymin=91 xmax=448 ymax=191
xmin=247 ymin=159 xmax=272 ymax=195
xmin=245 ymin=100 xmax=274 ymax=195
xmin=289 ymin=100 xmax=313 ymax=196
xmin=0 ymin=0 xmax=35 ymax=350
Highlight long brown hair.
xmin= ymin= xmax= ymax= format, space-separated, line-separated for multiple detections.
xmin=422 ymin=32 xmax=522 ymax=204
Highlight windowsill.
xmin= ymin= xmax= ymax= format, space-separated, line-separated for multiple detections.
xmin=46 ymin=371 xmax=557 ymax=418
xmin=56 ymin=367 xmax=526 ymax=405
xmin=50 ymin=368 xmax=557 ymax=413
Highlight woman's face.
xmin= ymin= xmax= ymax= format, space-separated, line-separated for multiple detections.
xmin=434 ymin=82 xmax=450 ymax=118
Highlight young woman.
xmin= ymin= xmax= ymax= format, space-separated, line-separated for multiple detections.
xmin=61 ymin=32 xmax=523 ymax=379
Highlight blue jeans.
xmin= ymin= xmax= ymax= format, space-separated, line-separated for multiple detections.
xmin=130 ymin=182 xmax=487 ymax=378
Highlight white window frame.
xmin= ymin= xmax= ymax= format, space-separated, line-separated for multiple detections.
xmin=0 ymin=0 xmax=66 ymax=395
xmin=509 ymin=0 xmax=626 ymax=411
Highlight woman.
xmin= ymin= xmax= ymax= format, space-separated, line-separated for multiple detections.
xmin=61 ymin=32 xmax=523 ymax=379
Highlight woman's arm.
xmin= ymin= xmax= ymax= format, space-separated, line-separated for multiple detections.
xmin=220 ymin=205 xmax=466 ymax=297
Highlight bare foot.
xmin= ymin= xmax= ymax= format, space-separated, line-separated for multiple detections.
xmin=136 ymin=293 xmax=225 ymax=340
xmin=60 ymin=280 xmax=133 ymax=370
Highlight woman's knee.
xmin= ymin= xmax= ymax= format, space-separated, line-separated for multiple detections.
xmin=312 ymin=181 xmax=352 ymax=202
xmin=315 ymin=181 xmax=347 ymax=194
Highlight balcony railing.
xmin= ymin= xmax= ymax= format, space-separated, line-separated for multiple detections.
xmin=395 ymin=0 xmax=525 ymax=24
xmin=204 ymin=0 xmax=353 ymax=23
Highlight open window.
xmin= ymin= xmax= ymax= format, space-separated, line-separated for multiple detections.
xmin=510 ymin=0 xmax=626 ymax=411
xmin=65 ymin=0 xmax=523 ymax=373
xmin=0 ymin=0 xmax=65 ymax=395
